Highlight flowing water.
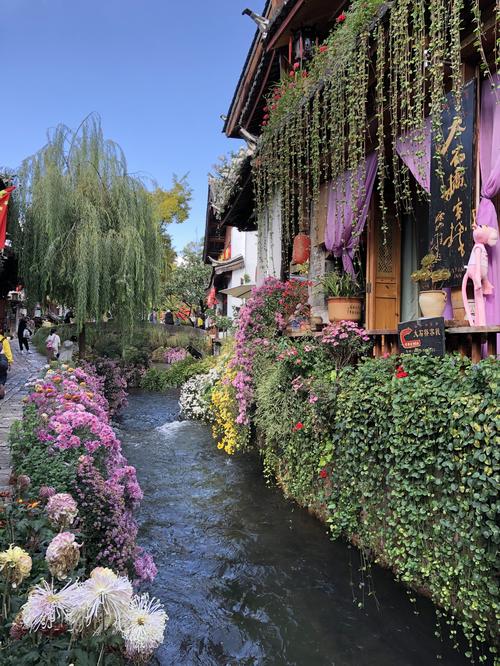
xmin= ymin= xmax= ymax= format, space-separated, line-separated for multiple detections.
xmin=118 ymin=391 xmax=471 ymax=666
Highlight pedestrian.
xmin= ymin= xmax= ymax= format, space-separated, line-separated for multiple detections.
xmin=0 ymin=328 xmax=13 ymax=400
xmin=59 ymin=335 xmax=77 ymax=363
xmin=164 ymin=309 xmax=174 ymax=326
xmin=45 ymin=328 xmax=61 ymax=363
xmin=22 ymin=324 xmax=33 ymax=354
xmin=17 ymin=316 xmax=28 ymax=353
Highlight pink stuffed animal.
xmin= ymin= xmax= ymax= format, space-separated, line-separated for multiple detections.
xmin=462 ymin=225 xmax=498 ymax=326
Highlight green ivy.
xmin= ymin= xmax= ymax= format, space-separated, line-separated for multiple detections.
xmin=253 ymin=352 xmax=499 ymax=658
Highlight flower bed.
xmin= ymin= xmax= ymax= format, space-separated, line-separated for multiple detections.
xmin=2 ymin=363 xmax=166 ymax=663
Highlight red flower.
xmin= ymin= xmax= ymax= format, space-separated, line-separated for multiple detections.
xmin=336 ymin=12 xmax=346 ymax=23
xmin=319 ymin=45 xmax=328 ymax=53
xmin=263 ymin=113 xmax=269 ymax=120
xmin=302 ymin=70 xmax=309 ymax=78
xmin=263 ymin=105 xmax=269 ymax=112
xmin=289 ymin=70 xmax=296 ymax=78
xmin=293 ymin=422 xmax=304 ymax=431
xmin=293 ymin=62 xmax=300 ymax=70
xmin=319 ymin=469 xmax=328 ymax=479
xmin=395 ymin=365 xmax=409 ymax=379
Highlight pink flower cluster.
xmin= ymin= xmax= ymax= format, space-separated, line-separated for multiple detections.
xmin=321 ymin=320 xmax=371 ymax=345
xmin=231 ymin=277 xmax=309 ymax=424
xmin=27 ymin=363 xmax=156 ymax=583
xmin=164 ymin=347 xmax=187 ymax=364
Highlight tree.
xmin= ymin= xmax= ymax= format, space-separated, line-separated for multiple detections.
xmin=149 ymin=175 xmax=192 ymax=232
xmin=164 ymin=240 xmax=212 ymax=317
xmin=149 ymin=176 xmax=192 ymax=286
xmin=18 ymin=116 xmax=163 ymax=343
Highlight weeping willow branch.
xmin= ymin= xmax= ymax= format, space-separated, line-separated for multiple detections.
xmin=18 ymin=115 xmax=162 ymax=340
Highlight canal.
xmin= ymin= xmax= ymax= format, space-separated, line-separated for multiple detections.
xmin=118 ymin=391 xmax=470 ymax=666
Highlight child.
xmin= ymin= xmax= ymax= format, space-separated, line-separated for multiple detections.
xmin=59 ymin=335 xmax=77 ymax=363
xmin=45 ymin=328 xmax=61 ymax=362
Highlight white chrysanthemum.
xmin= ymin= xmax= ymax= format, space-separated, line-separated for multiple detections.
xmin=21 ymin=579 xmax=75 ymax=631
xmin=122 ymin=594 xmax=168 ymax=661
xmin=66 ymin=567 xmax=132 ymax=635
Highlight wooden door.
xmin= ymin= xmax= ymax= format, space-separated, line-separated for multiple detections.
xmin=366 ymin=204 xmax=401 ymax=331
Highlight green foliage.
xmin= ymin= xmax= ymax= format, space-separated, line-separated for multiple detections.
xmin=10 ymin=405 xmax=78 ymax=492
xmin=141 ymin=356 xmax=216 ymax=391
xmin=18 ymin=115 xmax=162 ymax=339
xmin=317 ymin=270 xmax=361 ymax=298
xmin=253 ymin=352 xmax=499 ymax=654
xmin=163 ymin=241 xmax=212 ymax=314
xmin=31 ymin=321 xmax=209 ymax=358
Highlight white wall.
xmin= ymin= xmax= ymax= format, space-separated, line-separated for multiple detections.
xmin=227 ymin=227 xmax=258 ymax=316
xmin=256 ymin=191 xmax=282 ymax=285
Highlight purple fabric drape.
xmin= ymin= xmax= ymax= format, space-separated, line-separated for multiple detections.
xmin=395 ymin=117 xmax=432 ymax=192
xmin=479 ymin=74 xmax=500 ymax=328
xmin=324 ymin=152 xmax=377 ymax=275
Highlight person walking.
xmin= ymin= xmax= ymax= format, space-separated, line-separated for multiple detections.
xmin=164 ymin=309 xmax=174 ymax=326
xmin=45 ymin=328 xmax=61 ymax=362
xmin=17 ymin=316 xmax=28 ymax=353
xmin=22 ymin=324 xmax=33 ymax=354
xmin=0 ymin=328 xmax=13 ymax=399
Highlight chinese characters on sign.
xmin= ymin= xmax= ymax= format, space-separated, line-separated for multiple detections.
xmin=428 ymin=80 xmax=476 ymax=287
xmin=398 ymin=317 xmax=446 ymax=356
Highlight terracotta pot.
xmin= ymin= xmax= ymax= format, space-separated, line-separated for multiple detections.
xmin=327 ymin=297 xmax=362 ymax=323
xmin=292 ymin=233 xmax=311 ymax=264
xmin=418 ymin=290 xmax=447 ymax=318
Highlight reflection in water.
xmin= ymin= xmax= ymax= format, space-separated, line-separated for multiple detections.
xmin=118 ymin=391 xmax=469 ymax=666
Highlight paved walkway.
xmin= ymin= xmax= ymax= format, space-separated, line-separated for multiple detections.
xmin=0 ymin=345 xmax=46 ymax=489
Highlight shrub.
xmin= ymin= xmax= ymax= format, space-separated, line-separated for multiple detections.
xmin=141 ymin=356 xmax=216 ymax=391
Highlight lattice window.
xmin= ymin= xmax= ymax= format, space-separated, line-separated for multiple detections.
xmin=377 ymin=223 xmax=393 ymax=275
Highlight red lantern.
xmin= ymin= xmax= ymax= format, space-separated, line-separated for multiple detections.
xmin=292 ymin=233 xmax=310 ymax=264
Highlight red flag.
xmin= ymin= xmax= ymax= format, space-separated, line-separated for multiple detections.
xmin=0 ymin=186 xmax=16 ymax=250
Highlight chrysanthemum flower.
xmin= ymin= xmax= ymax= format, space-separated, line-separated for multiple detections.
xmin=66 ymin=567 xmax=132 ymax=634
xmin=21 ymin=579 xmax=74 ymax=631
xmin=0 ymin=545 xmax=32 ymax=585
xmin=122 ymin=594 xmax=168 ymax=663
xmin=46 ymin=532 xmax=81 ymax=580
xmin=46 ymin=492 xmax=78 ymax=529
xmin=39 ymin=485 xmax=56 ymax=500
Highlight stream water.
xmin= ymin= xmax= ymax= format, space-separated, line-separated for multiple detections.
xmin=118 ymin=391 xmax=470 ymax=666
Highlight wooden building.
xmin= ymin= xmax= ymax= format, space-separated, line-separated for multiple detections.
xmin=209 ymin=0 xmax=499 ymax=353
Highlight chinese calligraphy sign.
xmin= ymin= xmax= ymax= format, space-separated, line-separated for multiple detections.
xmin=429 ymin=80 xmax=476 ymax=287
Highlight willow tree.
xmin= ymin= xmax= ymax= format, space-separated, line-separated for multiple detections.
xmin=18 ymin=116 xmax=162 ymax=344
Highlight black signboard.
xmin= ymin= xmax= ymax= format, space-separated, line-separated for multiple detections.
xmin=398 ymin=317 xmax=446 ymax=356
xmin=428 ymin=80 xmax=476 ymax=287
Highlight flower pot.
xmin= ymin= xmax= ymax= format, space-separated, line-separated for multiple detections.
xmin=327 ymin=297 xmax=362 ymax=323
xmin=418 ymin=290 xmax=447 ymax=318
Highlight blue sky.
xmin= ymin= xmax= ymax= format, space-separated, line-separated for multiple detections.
xmin=1 ymin=0 xmax=263 ymax=251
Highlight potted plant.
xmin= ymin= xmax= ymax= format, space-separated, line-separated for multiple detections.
xmin=319 ymin=270 xmax=363 ymax=322
xmin=410 ymin=253 xmax=451 ymax=317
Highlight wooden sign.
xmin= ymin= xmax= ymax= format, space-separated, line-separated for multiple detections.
xmin=398 ymin=317 xmax=446 ymax=356
xmin=428 ymin=80 xmax=476 ymax=287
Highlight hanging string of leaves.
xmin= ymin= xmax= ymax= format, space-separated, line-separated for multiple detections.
xmin=18 ymin=115 xmax=162 ymax=338
xmin=253 ymin=0 xmax=495 ymax=253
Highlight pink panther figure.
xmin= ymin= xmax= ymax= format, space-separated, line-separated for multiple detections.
xmin=462 ymin=225 xmax=498 ymax=326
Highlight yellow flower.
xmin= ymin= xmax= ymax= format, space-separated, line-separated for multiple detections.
xmin=0 ymin=545 xmax=32 ymax=585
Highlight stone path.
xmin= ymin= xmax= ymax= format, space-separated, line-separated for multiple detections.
xmin=0 ymin=345 xmax=46 ymax=489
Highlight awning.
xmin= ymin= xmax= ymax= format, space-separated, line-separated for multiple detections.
xmin=219 ymin=284 xmax=255 ymax=299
